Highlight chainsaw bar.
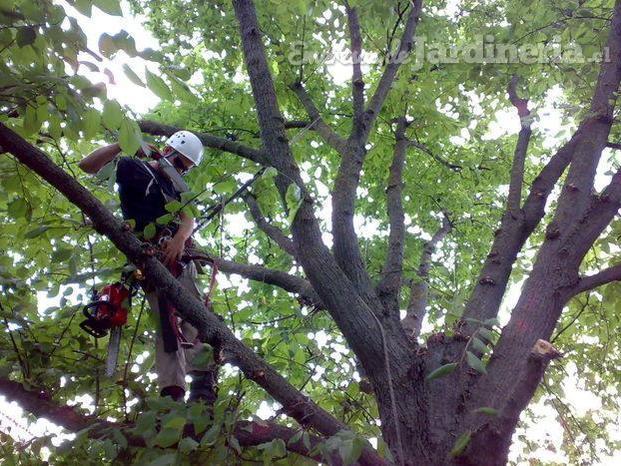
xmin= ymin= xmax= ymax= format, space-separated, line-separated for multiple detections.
xmin=105 ymin=326 xmax=122 ymax=377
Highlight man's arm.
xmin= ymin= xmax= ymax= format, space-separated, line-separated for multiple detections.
xmin=78 ymin=143 xmax=122 ymax=174
xmin=162 ymin=211 xmax=194 ymax=266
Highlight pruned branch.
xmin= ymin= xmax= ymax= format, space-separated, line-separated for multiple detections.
xmin=244 ymin=193 xmax=297 ymax=257
xmin=402 ymin=214 xmax=452 ymax=337
xmin=376 ymin=117 xmax=410 ymax=312
xmin=345 ymin=2 xmax=365 ymax=130
xmin=138 ymin=120 xmax=269 ymax=166
xmin=0 ymin=121 xmax=346 ymax=441
xmin=0 ymin=376 xmax=330 ymax=462
xmin=506 ymin=75 xmax=532 ymax=215
xmin=288 ymin=82 xmax=348 ymax=153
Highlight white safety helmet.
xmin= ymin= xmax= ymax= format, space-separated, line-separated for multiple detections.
xmin=165 ymin=130 xmax=204 ymax=167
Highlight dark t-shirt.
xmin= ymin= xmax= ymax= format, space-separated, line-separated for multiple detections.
xmin=115 ymin=157 xmax=180 ymax=232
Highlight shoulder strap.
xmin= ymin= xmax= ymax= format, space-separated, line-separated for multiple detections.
xmin=139 ymin=160 xmax=177 ymax=203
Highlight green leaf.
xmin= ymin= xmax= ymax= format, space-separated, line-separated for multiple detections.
xmin=82 ymin=109 xmax=101 ymax=140
xmin=466 ymin=351 xmax=487 ymax=374
xmin=16 ymin=27 xmax=36 ymax=47
xmin=52 ymin=248 xmax=73 ymax=262
xmin=123 ymin=64 xmax=145 ymax=87
xmin=450 ymin=431 xmax=472 ymax=457
xmin=470 ymin=337 xmax=489 ymax=354
xmin=98 ymin=33 xmax=117 ymax=57
xmin=8 ymin=198 xmax=28 ymax=219
xmin=147 ymin=453 xmax=177 ymax=466
xmin=167 ymin=74 xmax=195 ymax=102
xmin=191 ymin=344 xmax=214 ymax=368
xmin=156 ymin=213 xmax=174 ymax=225
xmin=143 ymin=223 xmax=156 ymax=240
xmin=153 ymin=428 xmax=182 ymax=448
xmin=474 ymin=406 xmax=499 ymax=416
xmin=119 ymin=117 xmax=143 ymax=155
xmin=228 ymin=436 xmax=242 ymax=455
xmin=165 ymin=200 xmax=182 ymax=213
xmin=164 ymin=416 xmax=186 ymax=430
xmin=288 ymin=430 xmax=304 ymax=446
xmin=23 ymin=105 xmax=42 ymax=135
xmin=145 ymin=69 xmax=173 ymax=101
xmin=112 ymin=429 xmax=127 ymax=450
xmin=302 ymin=431 xmax=311 ymax=451
xmin=478 ymin=327 xmax=493 ymax=342
xmin=213 ymin=180 xmax=236 ymax=195
xmin=200 ymin=424 xmax=220 ymax=447
xmin=263 ymin=167 xmax=278 ymax=178
xmin=102 ymin=100 xmax=123 ymax=130
xmin=93 ymin=0 xmax=122 ymax=16
xmin=426 ymin=362 xmax=458 ymax=381
xmin=178 ymin=437 xmax=199 ymax=454
xmin=24 ymin=226 xmax=50 ymax=239
xmin=285 ymin=183 xmax=303 ymax=225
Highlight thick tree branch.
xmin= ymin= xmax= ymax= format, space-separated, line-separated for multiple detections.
xmin=460 ymin=94 xmax=583 ymax=325
xmin=345 ymin=2 xmax=365 ymax=131
xmin=552 ymin=2 xmax=621 ymax=229
xmin=401 ymin=215 xmax=452 ymax=337
xmin=461 ymin=340 xmax=562 ymax=464
xmin=376 ymin=117 xmax=410 ymax=312
xmin=0 ymin=376 xmax=329 ymax=462
xmin=138 ymin=120 xmax=269 ymax=166
xmin=572 ymin=264 xmax=621 ymax=295
xmin=0 ymin=122 xmax=346 ymax=441
xmin=506 ymin=75 xmax=532 ymax=215
xmin=231 ymin=11 xmax=416 ymax=461
xmin=330 ymin=1 xmax=422 ymax=302
xmin=244 ymin=193 xmax=297 ymax=257
xmin=288 ymin=82 xmax=348 ymax=153
xmin=462 ymin=9 xmax=621 ymax=449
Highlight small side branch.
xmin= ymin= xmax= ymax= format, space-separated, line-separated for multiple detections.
xmin=288 ymin=82 xmax=348 ymax=153
xmin=205 ymin=254 xmax=323 ymax=309
xmin=139 ymin=120 xmax=269 ymax=166
xmin=572 ymin=264 xmax=621 ymax=296
xmin=402 ymin=215 xmax=452 ymax=337
xmin=407 ymin=140 xmax=462 ymax=171
xmin=244 ymin=193 xmax=297 ymax=257
xmin=506 ymin=75 xmax=532 ymax=215
xmin=362 ymin=0 xmax=423 ymax=140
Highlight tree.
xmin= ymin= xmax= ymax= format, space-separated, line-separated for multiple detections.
xmin=1 ymin=0 xmax=621 ymax=464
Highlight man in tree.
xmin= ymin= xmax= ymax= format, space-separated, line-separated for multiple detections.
xmin=78 ymin=131 xmax=215 ymax=403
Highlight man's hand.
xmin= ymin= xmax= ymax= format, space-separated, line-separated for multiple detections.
xmin=161 ymin=235 xmax=186 ymax=266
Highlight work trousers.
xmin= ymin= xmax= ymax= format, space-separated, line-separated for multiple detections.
xmin=145 ymin=261 xmax=203 ymax=392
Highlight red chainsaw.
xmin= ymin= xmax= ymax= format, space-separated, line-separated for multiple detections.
xmin=80 ymin=283 xmax=131 ymax=377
